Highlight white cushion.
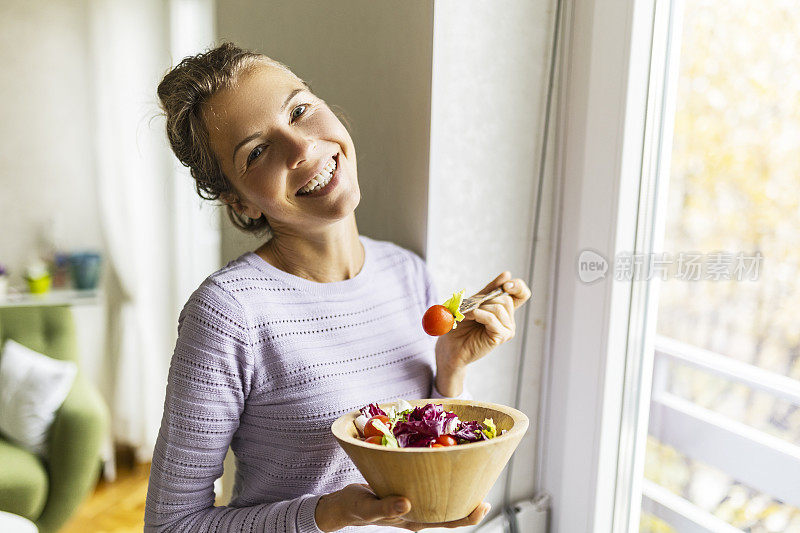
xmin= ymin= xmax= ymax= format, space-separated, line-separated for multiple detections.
xmin=0 ymin=339 xmax=77 ymax=456
xmin=0 ymin=510 xmax=38 ymax=532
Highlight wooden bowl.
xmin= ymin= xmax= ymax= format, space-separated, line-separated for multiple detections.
xmin=331 ymin=398 xmax=529 ymax=523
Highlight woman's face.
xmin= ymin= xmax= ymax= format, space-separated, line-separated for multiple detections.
xmin=203 ymin=63 xmax=359 ymax=234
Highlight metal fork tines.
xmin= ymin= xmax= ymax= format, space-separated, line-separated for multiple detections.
xmin=458 ymin=287 xmax=506 ymax=315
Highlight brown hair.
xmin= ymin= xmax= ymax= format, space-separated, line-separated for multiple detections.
xmin=156 ymin=42 xmax=305 ymax=236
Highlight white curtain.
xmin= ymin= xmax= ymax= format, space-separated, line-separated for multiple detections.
xmin=89 ymin=0 xmax=219 ymax=462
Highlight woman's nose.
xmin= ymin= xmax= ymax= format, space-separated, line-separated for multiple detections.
xmin=285 ymin=133 xmax=317 ymax=169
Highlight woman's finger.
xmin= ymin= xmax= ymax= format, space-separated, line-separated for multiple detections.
xmin=343 ymin=483 xmax=411 ymax=523
xmin=477 ymin=302 xmax=514 ymax=332
xmin=501 ymin=278 xmax=532 ymax=309
xmin=474 ymin=271 xmax=512 ymax=297
xmin=472 ymin=308 xmax=513 ymax=344
xmin=401 ymin=502 xmax=491 ymax=530
xmin=486 ymin=293 xmax=515 ymax=322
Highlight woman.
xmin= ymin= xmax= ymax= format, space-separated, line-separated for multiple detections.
xmin=145 ymin=42 xmax=531 ymax=532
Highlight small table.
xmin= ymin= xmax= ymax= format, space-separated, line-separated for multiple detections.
xmin=0 ymin=510 xmax=38 ymax=532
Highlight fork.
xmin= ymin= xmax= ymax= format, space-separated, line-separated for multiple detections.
xmin=458 ymin=287 xmax=507 ymax=315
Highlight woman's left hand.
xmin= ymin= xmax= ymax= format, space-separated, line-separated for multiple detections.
xmin=434 ymin=272 xmax=532 ymax=393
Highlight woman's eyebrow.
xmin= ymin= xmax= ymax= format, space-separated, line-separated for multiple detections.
xmin=231 ymin=87 xmax=306 ymax=165
xmin=280 ymin=88 xmax=305 ymax=112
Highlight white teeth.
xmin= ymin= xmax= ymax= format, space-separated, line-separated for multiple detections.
xmin=301 ymin=174 xmax=330 ymax=194
xmin=299 ymin=157 xmax=338 ymax=194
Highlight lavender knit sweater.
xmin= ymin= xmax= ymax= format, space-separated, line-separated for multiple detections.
xmin=144 ymin=235 xmax=471 ymax=532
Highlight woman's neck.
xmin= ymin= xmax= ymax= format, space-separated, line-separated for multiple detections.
xmin=255 ymin=216 xmax=364 ymax=283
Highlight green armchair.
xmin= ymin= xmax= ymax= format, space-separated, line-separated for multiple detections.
xmin=0 ymin=305 xmax=109 ymax=533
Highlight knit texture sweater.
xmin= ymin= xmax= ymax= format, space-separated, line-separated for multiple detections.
xmin=144 ymin=235 xmax=471 ymax=532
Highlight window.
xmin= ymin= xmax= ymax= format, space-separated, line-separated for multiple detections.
xmin=638 ymin=0 xmax=800 ymax=531
xmin=538 ymin=0 xmax=800 ymax=532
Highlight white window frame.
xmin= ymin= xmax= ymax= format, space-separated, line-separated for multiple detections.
xmin=535 ymin=0 xmax=665 ymax=531
xmin=538 ymin=0 xmax=800 ymax=531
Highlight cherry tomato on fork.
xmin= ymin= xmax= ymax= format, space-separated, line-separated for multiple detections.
xmin=422 ymin=304 xmax=456 ymax=336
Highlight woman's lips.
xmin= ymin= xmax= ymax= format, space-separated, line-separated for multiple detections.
xmin=296 ymin=154 xmax=340 ymax=197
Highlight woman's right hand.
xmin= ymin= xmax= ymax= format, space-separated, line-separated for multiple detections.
xmin=315 ymin=483 xmax=490 ymax=532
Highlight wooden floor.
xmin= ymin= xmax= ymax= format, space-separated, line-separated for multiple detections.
xmin=61 ymin=462 xmax=150 ymax=533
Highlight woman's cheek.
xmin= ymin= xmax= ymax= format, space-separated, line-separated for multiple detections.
xmin=304 ymin=113 xmax=331 ymax=136
xmin=245 ymin=166 xmax=283 ymax=204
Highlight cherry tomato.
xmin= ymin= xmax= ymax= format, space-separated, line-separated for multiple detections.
xmin=422 ymin=305 xmax=455 ymax=336
xmin=435 ymin=435 xmax=457 ymax=447
xmin=364 ymin=415 xmax=392 ymax=439
xmin=431 ymin=443 xmax=444 ymax=448
xmin=365 ymin=435 xmax=383 ymax=445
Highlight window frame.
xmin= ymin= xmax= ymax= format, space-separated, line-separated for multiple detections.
xmin=538 ymin=0 xmax=800 ymax=530
xmin=535 ymin=0 xmax=665 ymax=531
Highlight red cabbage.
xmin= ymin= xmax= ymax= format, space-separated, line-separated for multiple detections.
xmin=453 ymin=420 xmax=489 ymax=443
xmin=360 ymin=403 xmax=387 ymax=418
xmin=394 ymin=429 xmax=437 ymax=448
xmin=392 ymin=403 xmax=460 ymax=448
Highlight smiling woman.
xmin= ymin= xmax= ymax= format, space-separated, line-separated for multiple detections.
xmin=145 ymin=41 xmax=531 ymax=533
xmin=200 ymin=60 xmax=359 ymax=244
xmin=157 ymin=44 xmax=344 ymax=237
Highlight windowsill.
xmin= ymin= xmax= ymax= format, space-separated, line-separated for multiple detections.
xmin=0 ymin=288 xmax=102 ymax=308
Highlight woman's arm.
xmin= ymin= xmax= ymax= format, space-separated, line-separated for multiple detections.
xmin=432 ymin=364 xmax=469 ymax=399
xmin=423 ymin=267 xmax=531 ymax=399
xmin=144 ymin=281 xmax=322 ymax=533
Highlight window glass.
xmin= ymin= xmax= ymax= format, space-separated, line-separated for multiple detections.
xmin=640 ymin=0 xmax=800 ymax=530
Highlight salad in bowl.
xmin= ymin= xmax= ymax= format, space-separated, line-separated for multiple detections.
xmin=331 ymin=398 xmax=528 ymax=523
xmin=353 ymin=399 xmax=504 ymax=448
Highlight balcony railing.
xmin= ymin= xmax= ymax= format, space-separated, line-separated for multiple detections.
xmin=642 ymin=335 xmax=800 ymax=532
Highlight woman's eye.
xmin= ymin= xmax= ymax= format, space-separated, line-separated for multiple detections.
xmin=247 ymin=145 xmax=265 ymax=165
xmin=291 ymin=104 xmax=308 ymax=122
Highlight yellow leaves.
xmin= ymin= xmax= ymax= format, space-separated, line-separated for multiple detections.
xmin=651 ymin=1 xmax=800 ymax=528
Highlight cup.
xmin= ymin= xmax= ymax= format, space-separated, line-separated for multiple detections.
xmin=26 ymin=274 xmax=51 ymax=294
xmin=69 ymin=252 xmax=102 ymax=290
xmin=52 ymin=253 xmax=71 ymax=288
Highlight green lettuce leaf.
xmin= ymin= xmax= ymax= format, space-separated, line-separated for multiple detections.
xmin=443 ymin=289 xmax=466 ymax=327
xmin=373 ymin=419 xmax=399 ymax=448
xmin=387 ymin=399 xmax=415 ymax=424
xmin=481 ymin=418 xmax=497 ymax=439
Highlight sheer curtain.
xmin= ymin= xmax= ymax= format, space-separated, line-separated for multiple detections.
xmin=88 ymin=0 xmax=219 ymax=461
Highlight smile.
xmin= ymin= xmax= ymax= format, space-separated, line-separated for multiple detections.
xmin=297 ymin=155 xmax=338 ymax=195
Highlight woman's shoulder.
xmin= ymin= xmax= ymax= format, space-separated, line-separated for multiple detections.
xmin=207 ymin=251 xmax=273 ymax=287
xmin=362 ymin=235 xmax=428 ymax=272
xmin=362 ymin=236 xmax=433 ymax=303
xmin=210 ymin=251 xmax=313 ymax=293
xmin=180 ymin=254 xmax=271 ymax=317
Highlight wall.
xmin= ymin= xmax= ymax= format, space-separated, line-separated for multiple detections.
xmin=0 ymin=0 xmax=102 ymax=281
xmin=0 ymin=0 xmax=216 ymax=461
xmin=215 ymin=0 xmax=434 ymax=262
xmin=427 ymin=0 xmax=557 ymax=515
xmin=0 ymin=0 xmax=112 ymax=440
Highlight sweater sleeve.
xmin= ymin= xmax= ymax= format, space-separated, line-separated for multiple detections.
xmin=421 ymin=260 xmax=473 ymax=402
xmin=144 ymin=281 xmax=324 ymax=533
